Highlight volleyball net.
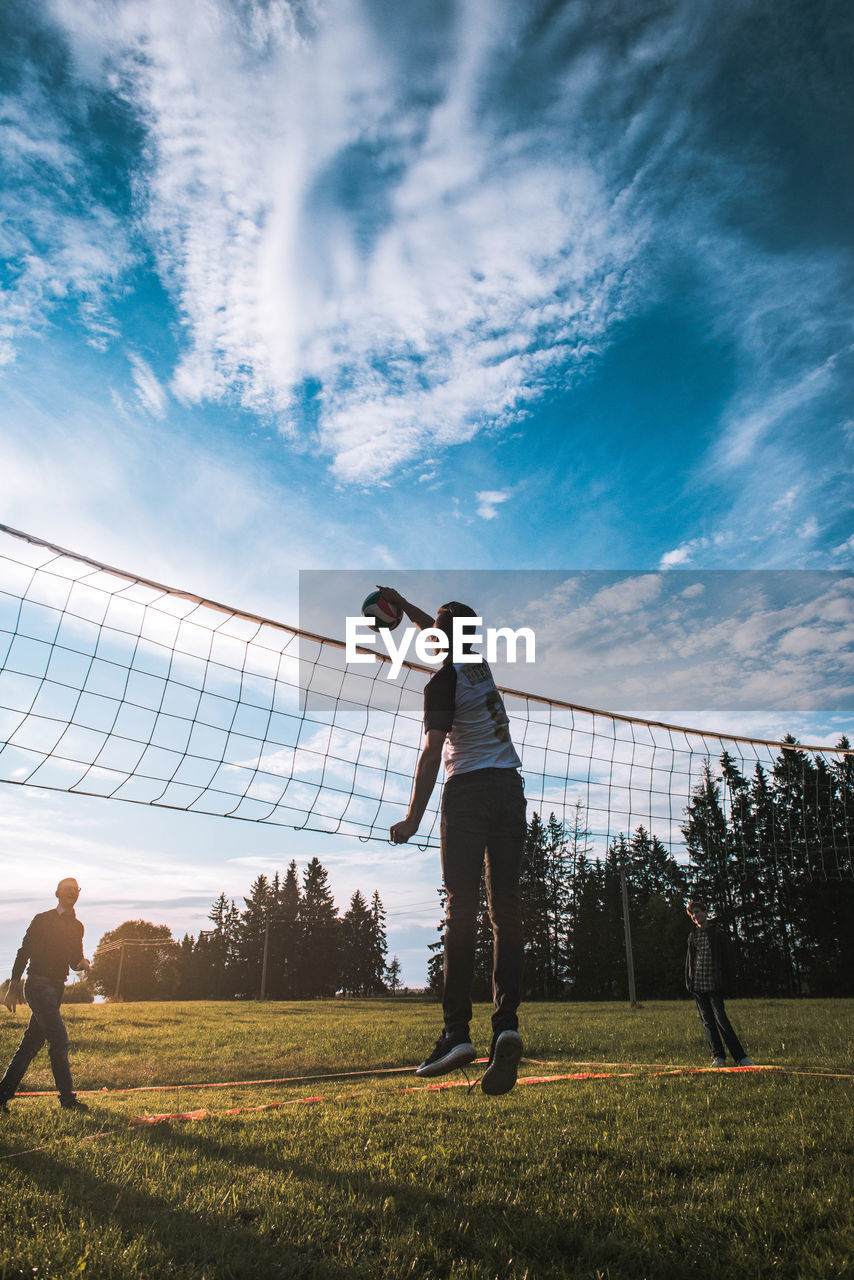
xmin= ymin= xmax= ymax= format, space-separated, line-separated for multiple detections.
xmin=0 ymin=523 xmax=851 ymax=877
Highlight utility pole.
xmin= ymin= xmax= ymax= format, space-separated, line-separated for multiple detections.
xmin=620 ymin=867 xmax=638 ymax=1008
xmin=115 ymin=944 xmax=125 ymax=1002
xmin=259 ymin=916 xmax=270 ymax=1001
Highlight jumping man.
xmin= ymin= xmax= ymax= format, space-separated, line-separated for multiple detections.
xmin=383 ymin=589 xmax=527 ymax=1096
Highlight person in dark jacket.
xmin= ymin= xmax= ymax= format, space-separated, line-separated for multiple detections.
xmin=0 ymin=878 xmax=91 ymax=1112
xmin=685 ymin=900 xmax=754 ymax=1067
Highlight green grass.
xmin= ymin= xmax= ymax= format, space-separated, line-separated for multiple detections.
xmin=1 ymin=999 xmax=852 ymax=1279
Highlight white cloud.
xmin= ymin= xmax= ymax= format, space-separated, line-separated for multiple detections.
xmin=831 ymin=534 xmax=854 ymax=561
xmin=523 ymin=571 xmax=854 ymax=723
xmin=660 ymin=543 xmax=696 ymax=568
xmin=475 ymin=489 xmax=512 ymax=520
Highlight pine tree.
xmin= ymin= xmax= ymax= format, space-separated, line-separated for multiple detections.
xmin=239 ymin=874 xmax=273 ymax=998
xmin=203 ymin=893 xmax=242 ymax=998
xmin=369 ymin=891 xmax=389 ymax=993
xmin=520 ymin=813 xmax=551 ymax=997
xmin=268 ymin=859 xmax=301 ymax=998
xmin=299 ymin=857 xmax=340 ymax=997
xmin=385 ymin=955 xmax=402 ymax=994
xmin=340 ymin=890 xmax=375 ymax=996
xmin=563 ymin=801 xmax=592 ymax=988
xmin=624 ymin=826 xmax=687 ymax=999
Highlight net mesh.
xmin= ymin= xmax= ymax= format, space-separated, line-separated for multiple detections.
xmin=0 ymin=523 xmax=851 ymax=876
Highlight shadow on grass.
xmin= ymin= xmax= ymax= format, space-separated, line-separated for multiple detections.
xmin=3 ymin=1107 xmax=647 ymax=1280
xmin=6 ymin=1128 xmax=356 ymax=1280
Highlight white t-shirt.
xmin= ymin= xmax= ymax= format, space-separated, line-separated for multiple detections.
xmin=423 ymin=659 xmax=522 ymax=778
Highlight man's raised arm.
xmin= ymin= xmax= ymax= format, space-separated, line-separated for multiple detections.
xmin=375 ymin=586 xmax=435 ymax=632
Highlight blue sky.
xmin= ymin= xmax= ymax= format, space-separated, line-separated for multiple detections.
xmin=1 ymin=0 xmax=852 ymax=985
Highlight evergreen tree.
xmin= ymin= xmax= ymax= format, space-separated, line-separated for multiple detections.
xmin=369 ymin=890 xmax=389 ymax=993
xmin=385 ymin=955 xmax=402 ymax=993
xmin=520 ymin=813 xmax=551 ymax=997
xmin=340 ymin=890 xmax=377 ymax=996
xmin=624 ymin=826 xmax=687 ymax=999
xmin=544 ymin=813 xmax=572 ymax=993
xmin=520 ymin=812 xmax=572 ymax=996
xmin=239 ymin=874 xmax=273 ymax=997
xmin=299 ymin=857 xmax=340 ymax=996
xmin=427 ymin=888 xmax=446 ymax=996
xmin=203 ymin=893 xmax=242 ymax=998
xmin=175 ymin=932 xmax=207 ymax=1000
xmin=563 ymin=801 xmax=592 ymax=988
xmin=268 ymin=859 xmax=301 ymax=998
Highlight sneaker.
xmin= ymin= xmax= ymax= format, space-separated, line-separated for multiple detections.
xmin=59 ymin=1097 xmax=89 ymax=1112
xmin=711 ymin=1057 xmax=726 ymax=1068
xmin=481 ymin=1030 xmax=524 ymax=1096
xmin=737 ymin=1057 xmax=755 ymax=1067
xmin=415 ymin=1030 xmax=477 ymax=1078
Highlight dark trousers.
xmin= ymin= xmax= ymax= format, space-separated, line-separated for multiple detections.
xmin=440 ymin=767 xmax=526 ymax=1037
xmin=694 ymin=991 xmax=746 ymax=1062
xmin=0 ymin=975 xmax=75 ymax=1103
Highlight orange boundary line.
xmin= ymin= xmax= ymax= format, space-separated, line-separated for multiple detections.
xmin=16 ymin=1065 xmax=418 ymax=1098
xmin=129 ymin=1063 xmax=854 ymax=1125
xmin=12 ymin=1061 xmax=851 ymax=1121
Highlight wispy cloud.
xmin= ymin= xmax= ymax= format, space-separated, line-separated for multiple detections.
xmin=0 ymin=69 xmax=130 ymax=362
xmin=129 ymin=353 xmax=167 ymax=417
xmin=39 ymin=0 xmax=650 ymax=481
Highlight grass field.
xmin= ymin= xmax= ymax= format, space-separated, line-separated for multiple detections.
xmin=1 ymin=998 xmax=852 ymax=1279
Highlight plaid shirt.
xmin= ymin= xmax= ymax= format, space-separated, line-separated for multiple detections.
xmin=692 ymin=928 xmax=715 ymax=993
xmin=686 ymin=920 xmax=735 ymax=994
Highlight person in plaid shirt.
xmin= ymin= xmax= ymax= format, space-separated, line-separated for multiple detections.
xmin=685 ymin=900 xmax=754 ymax=1068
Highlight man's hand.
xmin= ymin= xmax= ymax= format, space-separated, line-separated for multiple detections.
xmin=78 ymin=958 xmax=91 ymax=976
xmin=375 ymin=586 xmax=434 ymax=632
xmin=390 ymin=816 xmax=421 ymax=844
xmin=376 ymin=585 xmax=404 ymax=609
xmin=3 ymin=979 xmax=23 ymax=1013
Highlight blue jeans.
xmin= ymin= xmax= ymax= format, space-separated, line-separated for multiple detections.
xmin=440 ymin=767 xmax=526 ymax=1036
xmin=694 ymin=991 xmax=746 ymax=1062
xmin=0 ymin=975 xmax=75 ymax=1103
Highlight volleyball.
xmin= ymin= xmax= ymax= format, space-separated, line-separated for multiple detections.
xmin=361 ymin=589 xmax=403 ymax=630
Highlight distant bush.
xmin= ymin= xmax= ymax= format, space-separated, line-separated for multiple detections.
xmin=63 ymin=978 xmax=95 ymax=1003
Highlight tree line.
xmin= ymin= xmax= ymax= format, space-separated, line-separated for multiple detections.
xmin=82 ymin=857 xmax=400 ymax=1002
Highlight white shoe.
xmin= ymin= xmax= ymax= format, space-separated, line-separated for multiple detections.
xmin=711 ymin=1057 xmax=726 ymax=1067
xmin=737 ymin=1057 xmax=755 ymax=1067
